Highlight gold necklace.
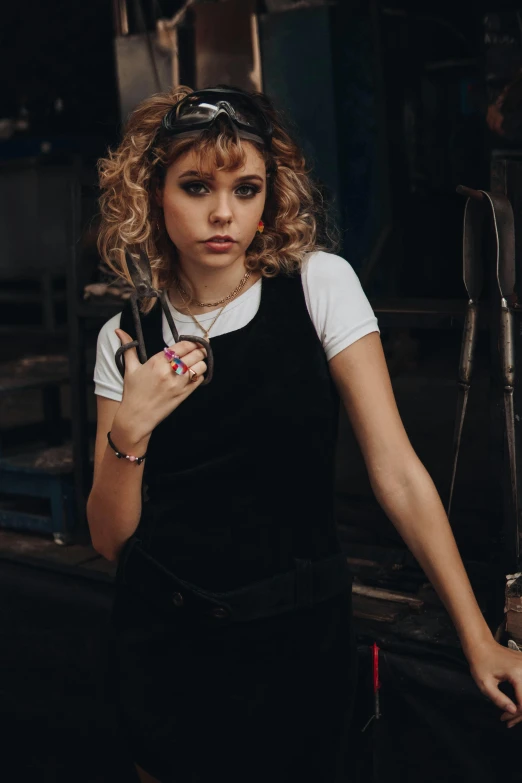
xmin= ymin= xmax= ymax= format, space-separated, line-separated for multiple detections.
xmin=177 ymin=289 xmax=229 ymax=341
xmin=176 ymin=269 xmax=251 ymax=308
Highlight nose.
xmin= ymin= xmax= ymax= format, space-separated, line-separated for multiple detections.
xmin=209 ymin=192 xmax=233 ymax=226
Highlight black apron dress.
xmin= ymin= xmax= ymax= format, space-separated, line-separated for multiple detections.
xmin=106 ymin=273 xmax=358 ymax=782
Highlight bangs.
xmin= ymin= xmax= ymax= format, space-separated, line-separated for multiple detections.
xmin=194 ymin=129 xmax=250 ymax=172
xmin=163 ymin=125 xmax=266 ymax=178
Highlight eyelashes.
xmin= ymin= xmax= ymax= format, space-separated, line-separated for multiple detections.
xmin=181 ymin=182 xmax=262 ymax=198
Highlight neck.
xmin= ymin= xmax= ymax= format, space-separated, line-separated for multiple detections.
xmin=169 ymin=259 xmax=260 ymax=315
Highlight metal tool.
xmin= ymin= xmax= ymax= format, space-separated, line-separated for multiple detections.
xmin=114 ymin=248 xmax=214 ymax=384
xmin=447 ymin=191 xmax=485 ymax=519
xmin=449 ymin=185 xmax=518 ymax=561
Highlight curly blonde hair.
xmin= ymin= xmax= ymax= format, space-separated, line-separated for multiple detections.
xmin=97 ymin=84 xmax=339 ymax=313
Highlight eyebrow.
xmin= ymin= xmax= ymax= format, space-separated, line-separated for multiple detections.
xmin=178 ymin=170 xmax=264 ymax=183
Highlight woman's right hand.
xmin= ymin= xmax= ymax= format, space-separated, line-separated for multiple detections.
xmin=112 ymin=329 xmax=207 ymax=440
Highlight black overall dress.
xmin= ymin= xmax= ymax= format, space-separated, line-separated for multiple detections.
xmin=107 ymin=273 xmax=358 ymax=782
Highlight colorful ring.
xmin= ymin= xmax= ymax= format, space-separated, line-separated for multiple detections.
xmin=170 ymin=357 xmax=188 ymax=375
xmin=164 ymin=346 xmax=188 ymax=374
xmin=164 ymin=346 xmax=178 ymax=361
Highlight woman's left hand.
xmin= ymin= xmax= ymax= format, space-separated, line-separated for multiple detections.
xmin=467 ymin=639 xmax=522 ymax=728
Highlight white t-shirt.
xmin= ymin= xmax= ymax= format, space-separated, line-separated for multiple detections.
xmin=93 ymin=250 xmax=380 ymax=402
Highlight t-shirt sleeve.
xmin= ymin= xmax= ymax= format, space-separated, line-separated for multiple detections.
xmin=302 ymin=251 xmax=380 ymax=361
xmin=93 ymin=312 xmax=125 ymax=401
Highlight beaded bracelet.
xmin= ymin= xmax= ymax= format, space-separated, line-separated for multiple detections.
xmin=107 ymin=431 xmax=147 ymax=465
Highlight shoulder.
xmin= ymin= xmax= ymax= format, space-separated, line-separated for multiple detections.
xmin=97 ymin=311 xmax=122 ymax=351
xmin=300 ymin=250 xmax=379 ymax=362
xmin=301 ymin=250 xmax=371 ymax=309
xmin=93 ymin=311 xmax=125 ymax=401
xmin=301 ymin=250 xmax=361 ymax=288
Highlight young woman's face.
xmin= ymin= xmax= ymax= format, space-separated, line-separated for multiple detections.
xmin=159 ymin=142 xmax=267 ymax=274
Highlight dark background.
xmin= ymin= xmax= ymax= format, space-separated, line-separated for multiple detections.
xmin=0 ymin=0 xmax=513 ymax=292
xmin=2 ymin=2 xmax=522 ymax=781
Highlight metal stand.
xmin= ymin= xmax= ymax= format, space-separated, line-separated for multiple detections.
xmin=448 ymin=156 xmax=522 ymax=575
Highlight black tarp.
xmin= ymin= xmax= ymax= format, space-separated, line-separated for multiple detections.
xmin=351 ymin=638 xmax=522 ymax=783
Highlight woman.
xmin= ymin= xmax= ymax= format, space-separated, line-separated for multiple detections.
xmin=88 ymin=85 xmax=522 ymax=783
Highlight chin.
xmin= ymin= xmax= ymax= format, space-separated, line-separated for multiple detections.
xmin=197 ymin=246 xmax=244 ymax=265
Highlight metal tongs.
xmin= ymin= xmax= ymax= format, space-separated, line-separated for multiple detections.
xmin=448 ymin=185 xmax=518 ymax=561
xmin=114 ymin=248 xmax=214 ymax=384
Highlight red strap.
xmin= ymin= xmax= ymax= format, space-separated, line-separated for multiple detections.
xmin=372 ymin=642 xmax=380 ymax=692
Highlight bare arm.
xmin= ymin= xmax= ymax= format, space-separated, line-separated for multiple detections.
xmin=329 ymin=332 xmax=491 ymax=651
xmin=86 ymin=329 xmax=207 ymax=562
xmin=329 ymin=332 xmax=522 ymax=720
xmin=86 ymin=396 xmax=150 ymax=561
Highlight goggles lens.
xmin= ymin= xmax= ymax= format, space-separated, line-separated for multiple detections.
xmin=162 ymin=90 xmax=272 ymax=146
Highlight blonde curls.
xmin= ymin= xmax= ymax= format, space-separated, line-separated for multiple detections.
xmin=97 ymin=85 xmax=339 ymax=313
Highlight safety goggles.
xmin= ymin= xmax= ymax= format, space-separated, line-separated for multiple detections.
xmin=161 ymin=88 xmax=273 ymax=149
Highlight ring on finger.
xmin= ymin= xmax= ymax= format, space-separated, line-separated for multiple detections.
xmin=188 ymin=368 xmax=198 ymax=383
xmin=164 ymin=347 xmax=189 ymax=375
xmin=164 ymin=347 xmax=179 ymax=361
xmin=171 ymin=357 xmax=189 ymax=375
